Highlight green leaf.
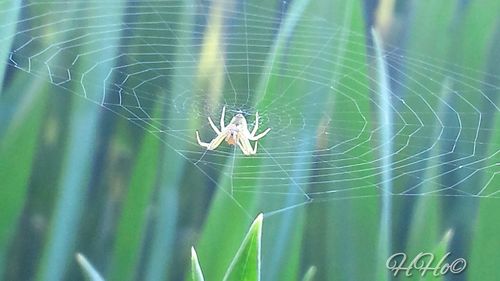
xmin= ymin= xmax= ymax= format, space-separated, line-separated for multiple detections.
xmin=301 ymin=266 xmax=317 ymax=281
xmin=108 ymin=115 xmax=161 ymax=281
xmin=222 ymin=213 xmax=263 ymax=281
xmin=318 ymin=2 xmax=377 ymax=281
xmin=75 ymin=253 xmax=105 ymax=281
xmin=35 ymin=2 xmax=126 ymax=281
xmin=191 ymin=247 xmax=205 ymax=281
xmin=142 ymin=1 xmax=198 ymax=280
xmin=468 ymin=83 xmax=500 ymax=281
xmin=0 ymin=77 xmax=48 ymax=277
xmin=405 ymin=78 xmax=453 ymax=268
xmin=254 ymin=0 xmax=311 ymax=102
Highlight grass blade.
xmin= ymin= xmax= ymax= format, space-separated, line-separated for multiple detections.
xmin=405 ymin=78 xmax=453 ymax=261
xmin=0 ymin=77 xmax=48 ymax=277
xmin=466 ymin=18 xmax=500 ymax=281
xmin=222 ymin=214 xmax=263 ymax=281
xmin=190 ymin=247 xmax=205 ymax=281
xmin=143 ymin=1 xmax=197 ymax=280
xmin=301 ymin=266 xmax=317 ymax=281
xmin=371 ymin=27 xmax=394 ymax=281
xmin=75 ymin=253 xmax=105 ymax=281
xmin=107 ymin=114 xmax=161 ymax=281
xmin=35 ymin=2 xmax=126 ymax=280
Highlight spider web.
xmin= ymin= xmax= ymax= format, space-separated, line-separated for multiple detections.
xmin=2 ymin=0 xmax=499 ymax=217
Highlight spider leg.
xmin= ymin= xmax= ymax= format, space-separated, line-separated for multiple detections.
xmin=252 ymin=141 xmax=258 ymax=154
xmin=220 ymin=106 xmax=226 ymax=130
xmin=248 ymin=127 xmax=271 ymax=141
xmin=250 ymin=111 xmax=259 ymax=136
xmin=237 ymin=139 xmax=250 ymax=155
xmin=238 ymin=136 xmax=257 ymax=155
xmin=207 ymin=133 xmax=227 ymax=150
xmin=208 ymin=116 xmax=220 ymax=134
xmin=196 ymin=131 xmax=210 ymax=148
xmin=196 ymin=130 xmax=226 ymax=150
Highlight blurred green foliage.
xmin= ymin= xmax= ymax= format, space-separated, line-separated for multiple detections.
xmin=0 ymin=0 xmax=499 ymax=281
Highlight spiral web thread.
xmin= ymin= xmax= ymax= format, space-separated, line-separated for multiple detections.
xmin=2 ymin=0 xmax=499 ymax=216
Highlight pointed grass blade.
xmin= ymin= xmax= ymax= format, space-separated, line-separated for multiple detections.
xmin=190 ymin=247 xmax=205 ymax=281
xmin=222 ymin=213 xmax=263 ymax=281
xmin=75 ymin=253 xmax=105 ymax=281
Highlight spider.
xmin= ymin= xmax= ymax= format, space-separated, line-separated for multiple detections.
xmin=196 ymin=106 xmax=271 ymax=155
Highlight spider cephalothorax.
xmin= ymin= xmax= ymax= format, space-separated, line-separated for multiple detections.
xmin=196 ymin=107 xmax=271 ymax=155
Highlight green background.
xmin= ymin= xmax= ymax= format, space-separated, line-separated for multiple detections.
xmin=0 ymin=0 xmax=499 ymax=280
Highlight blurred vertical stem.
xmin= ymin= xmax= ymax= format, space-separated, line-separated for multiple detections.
xmin=321 ymin=1 xmax=377 ymax=279
xmin=107 ymin=106 xmax=161 ymax=281
xmin=464 ymin=17 xmax=500 ymax=281
xmin=405 ymin=78 xmax=453 ymax=256
xmin=256 ymin=0 xmax=314 ymax=280
xmin=0 ymin=0 xmax=21 ymax=92
xmin=371 ymin=28 xmax=393 ymax=281
xmin=35 ymin=2 xmax=126 ymax=280
xmin=253 ymin=0 xmax=310 ymax=103
xmin=143 ymin=1 xmax=197 ymax=280
xmin=440 ymin=3 xmax=499 ymax=277
xmin=0 ymin=76 xmax=48 ymax=277
xmin=75 ymin=253 xmax=105 ymax=281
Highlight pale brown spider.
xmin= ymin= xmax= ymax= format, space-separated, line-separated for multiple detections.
xmin=196 ymin=106 xmax=271 ymax=155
